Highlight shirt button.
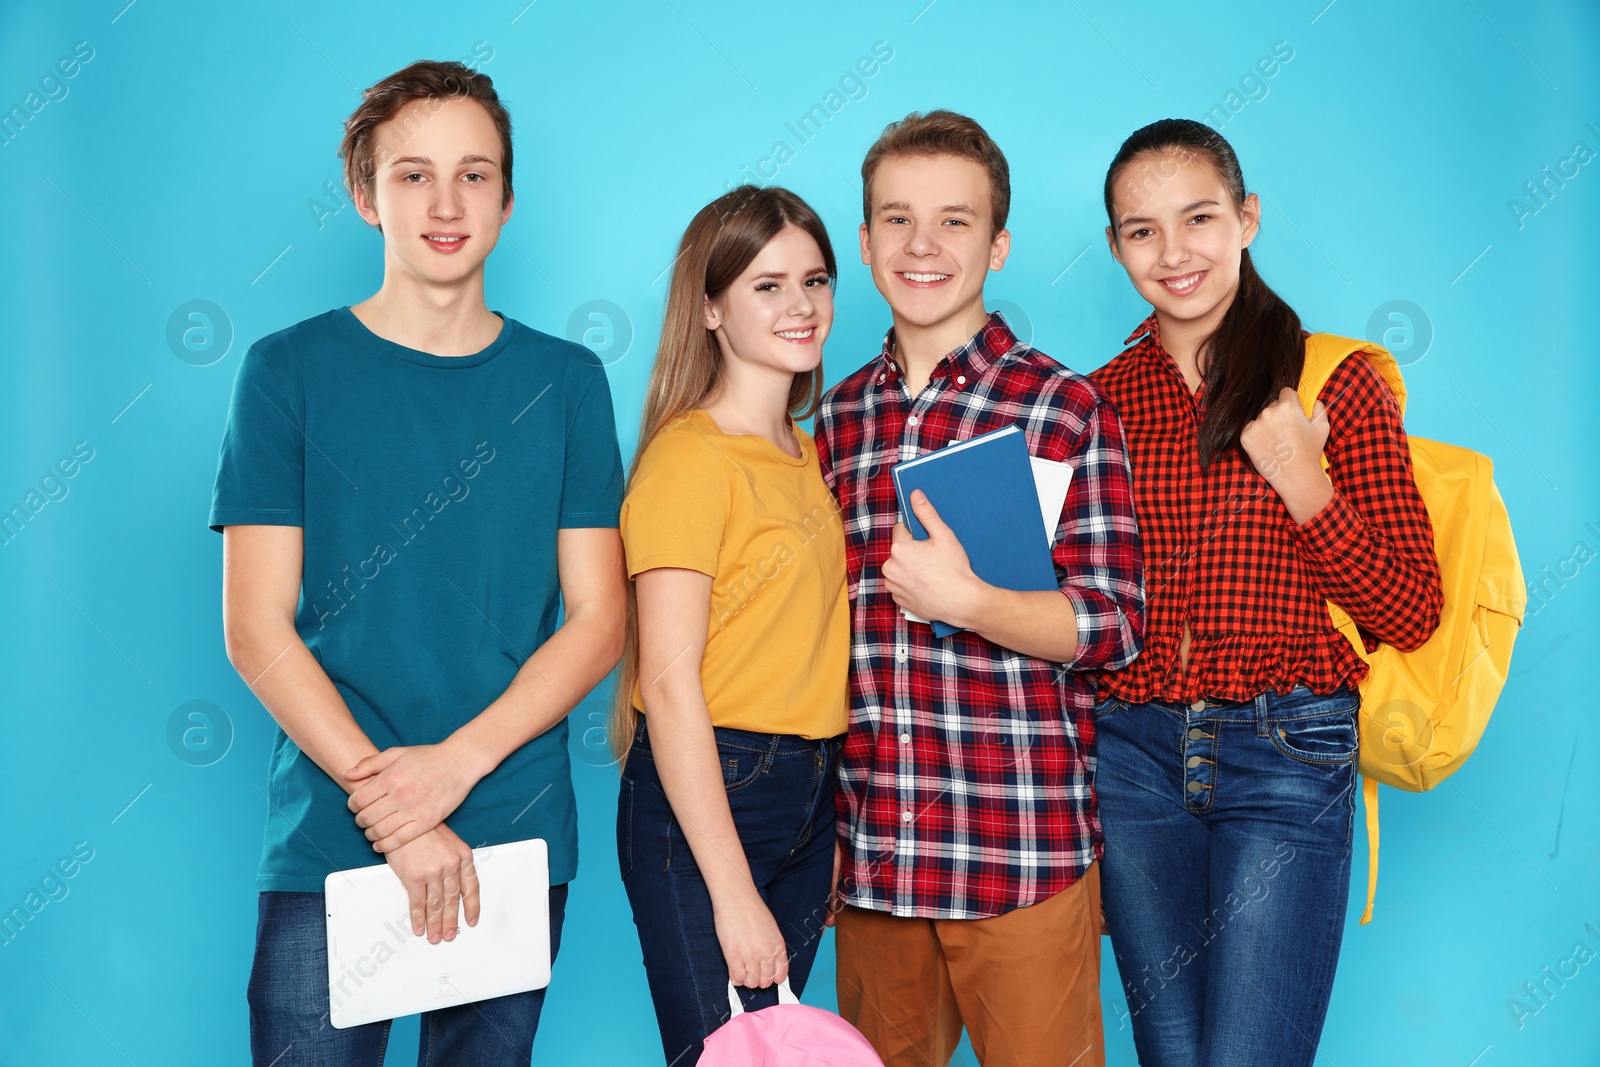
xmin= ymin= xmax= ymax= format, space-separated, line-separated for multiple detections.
xmin=899 ymin=732 xmax=911 ymax=744
xmin=877 ymin=373 xmax=886 ymax=383
xmin=900 ymin=811 xmax=913 ymax=823
xmin=907 ymin=415 xmax=919 ymax=427
xmin=956 ymin=375 xmax=966 ymax=385
xmin=1187 ymin=727 xmax=1204 ymax=740
xmin=1189 ymin=699 xmax=1206 ymax=713
xmin=896 ymin=646 xmax=907 ymax=663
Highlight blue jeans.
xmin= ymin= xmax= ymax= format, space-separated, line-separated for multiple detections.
xmin=618 ymin=717 xmax=842 ymax=1066
xmin=1094 ymin=685 xmax=1358 ymax=1067
xmin=247 ymin=883 xmax=568 ymax=1066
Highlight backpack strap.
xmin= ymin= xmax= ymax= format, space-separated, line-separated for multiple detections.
xmin=1299 ymin=332 xmax=1405 ymax=926
xmin=1360 ymin=777 xmax=1380 ymax=924
xmin=1299 ymin=333 xmax=1406 ymax=419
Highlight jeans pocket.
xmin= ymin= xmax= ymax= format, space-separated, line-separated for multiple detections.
xmin=718 ymin=743 xmax=766 ymax=792
xmin=1269 ymin=710 xmax=1359 ymax=765
xmin=1092 ymin=697 xmax=1125 ymax=722
xmin=617 ymin=775 xmax=635 ymax=880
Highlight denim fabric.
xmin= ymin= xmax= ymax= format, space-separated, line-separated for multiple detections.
xmin=247 ymin=882 xmax=568 ymax=1066
xmin=618 ymin=717 xmax=842 ymax=1066
xmin=1094 ymin=685 xmax=1358 ymax=1067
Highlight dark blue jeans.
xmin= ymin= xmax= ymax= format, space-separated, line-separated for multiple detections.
xmin=1094 ymin=685 xmax=1359 ymax=1067
xmin=618 ymin=717 xmax=842 ymax=1067
xmin=247 ymin=883 xmax=568 ymax=1066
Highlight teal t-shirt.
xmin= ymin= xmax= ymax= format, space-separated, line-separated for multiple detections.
xmin=209 ymin=307 xmax=623 ymax=893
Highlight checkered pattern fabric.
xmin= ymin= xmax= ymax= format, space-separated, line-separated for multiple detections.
xmin=1088 ymin=312 xmax=1443 ymax=706
xmin=815 ymin=312 xmax=1145 ymax=920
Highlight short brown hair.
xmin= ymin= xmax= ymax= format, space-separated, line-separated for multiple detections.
xmin=339 ymin=60 xmax=513 ymax=209
xmin=861 ymin=110 xmax=1011 ymax=232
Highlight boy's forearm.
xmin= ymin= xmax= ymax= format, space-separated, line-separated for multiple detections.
xmin=963 ymin=584 xmax=1080 ymax=663
xmin=448 ymin=604 xmax=626 ymax=780
xmin=226 ymin=622 xmax=381 ymax=795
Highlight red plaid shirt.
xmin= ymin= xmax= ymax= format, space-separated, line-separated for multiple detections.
xmin=1089 ymin=313 xmax=1442 ymax=705
xmin=814 ymin=313 xmax=1144 ymax=920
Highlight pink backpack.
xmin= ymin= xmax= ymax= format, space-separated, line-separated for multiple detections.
xmin=699 ymin=981 xmax=885 ymax=1066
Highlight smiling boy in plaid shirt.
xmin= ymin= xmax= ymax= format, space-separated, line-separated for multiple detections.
xmin=814 ymin=111 xmax=1145 ymax=1067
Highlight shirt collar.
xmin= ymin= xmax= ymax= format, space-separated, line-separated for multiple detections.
xmin=1125 ymin=310 xmax=1202 ymax=398
xmin=875 ymin=310 xmax=1019 ymax=383
xmin=1123 ymin=310 xmax=1161 ymax=349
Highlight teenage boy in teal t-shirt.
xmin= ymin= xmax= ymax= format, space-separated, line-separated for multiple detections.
xmin=211 ymin=61 xmax=626 ymax=1065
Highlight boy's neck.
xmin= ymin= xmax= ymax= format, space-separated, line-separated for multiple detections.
xmin=350 ymin=270 xmax=502 ymax=357
xmin=890 ymin=299 xmax=993 ymax=395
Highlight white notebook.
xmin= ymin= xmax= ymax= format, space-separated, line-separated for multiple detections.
xmin=324 ymin=837 xmax=551 ymax=1029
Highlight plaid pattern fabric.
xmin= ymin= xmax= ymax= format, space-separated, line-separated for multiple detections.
xmin=814 ymin=312 xmax=1145 ymax=920
xmin=1089 ymin=312 xmax=1443 ymax=706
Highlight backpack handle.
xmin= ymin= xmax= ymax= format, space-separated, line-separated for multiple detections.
xmin=727 ymin=978 xmax=799 ymax=1019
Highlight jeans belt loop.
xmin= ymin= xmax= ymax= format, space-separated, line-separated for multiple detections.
xmin=1254 ymin=692 xmax=1270 ymax=737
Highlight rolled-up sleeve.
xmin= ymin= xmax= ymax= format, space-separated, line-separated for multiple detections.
xmin=1055 ymin=392 xmax=1146 ymax=671
xmin=1289 ymin=356 xmax=1442 ymax=652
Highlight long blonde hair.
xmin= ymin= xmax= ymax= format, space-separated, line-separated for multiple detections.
xmin=610 ymin=185 xmax=837 ymax=765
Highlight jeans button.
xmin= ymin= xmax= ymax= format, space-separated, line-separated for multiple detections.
xmin=1189 ymin=700 xmax=1206 ymax=712
xmin=1187 ymin=755 xmax=1203 ymax=768
xmin=1187 ymin=727 xmax=1204 ymax=740
xmin=1186 ymin=781 xmax=1205 ymax=793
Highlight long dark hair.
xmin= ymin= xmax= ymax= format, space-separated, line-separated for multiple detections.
xmin=1104 ymin=119 xmax=1302 ymax=467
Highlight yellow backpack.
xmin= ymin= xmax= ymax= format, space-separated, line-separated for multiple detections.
xmin=1297 ymin=334 xmax=1527 ymax=924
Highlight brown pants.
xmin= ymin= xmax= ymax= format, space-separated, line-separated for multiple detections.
xmin=835 ymin=863 xmax=1104 ymax=1067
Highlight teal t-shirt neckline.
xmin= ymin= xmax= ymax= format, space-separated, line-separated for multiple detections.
xmin=332 ymin=305 xmax=512 ymax=369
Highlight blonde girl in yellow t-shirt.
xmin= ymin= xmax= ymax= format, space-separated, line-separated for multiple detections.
xmin=613 ymin=185 xmax=850 ymax=1066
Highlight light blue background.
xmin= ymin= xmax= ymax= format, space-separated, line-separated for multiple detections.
xmin=2 ymin=1 xmax=1596 ymax=1063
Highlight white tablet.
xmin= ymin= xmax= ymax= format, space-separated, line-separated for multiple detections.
xmin=324 ymin=837 xmax=551 ymax=1029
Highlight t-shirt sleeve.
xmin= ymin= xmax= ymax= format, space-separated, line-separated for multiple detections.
xmin=558 ymin=363 xmax=624 ymax=529
xmin=619 ymin=431 xmax=732 ymax=579
xmin=209 ymin=345 xmax=305 ymax=532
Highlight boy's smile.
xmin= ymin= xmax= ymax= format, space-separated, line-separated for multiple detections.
xmin=356 ymin=96 xmax=512 ymax=290
xmin=860 ymin=153 xmax=1008 ymax=344
xmin=423 ymin=231 xmax=470 ymax=254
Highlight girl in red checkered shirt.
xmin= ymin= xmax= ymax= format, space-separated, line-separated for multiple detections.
xmin=1089 ymin=118 xmax=1442 ymax=1067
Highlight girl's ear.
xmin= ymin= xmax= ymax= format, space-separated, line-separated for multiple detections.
xmin=1240 ymin=192 xmax=1261 ymax=250
xmin=1104 ymin=225 xmax=1122 ymax=265
xmin=702 ymin=295 xmax=721 ymax=332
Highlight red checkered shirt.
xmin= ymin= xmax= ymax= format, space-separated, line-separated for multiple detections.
xmin=814 ymin=313 xmax=1145 ymax=920
xmin=1089 ymin=313 xmax=1443 ymax=705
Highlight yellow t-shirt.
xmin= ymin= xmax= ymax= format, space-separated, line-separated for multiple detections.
xmin=620 ymin=408 xmax=848 ymax=739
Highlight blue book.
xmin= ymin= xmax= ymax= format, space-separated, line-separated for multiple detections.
xmin=890 ymin=424 xmax=1060 ymax=637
